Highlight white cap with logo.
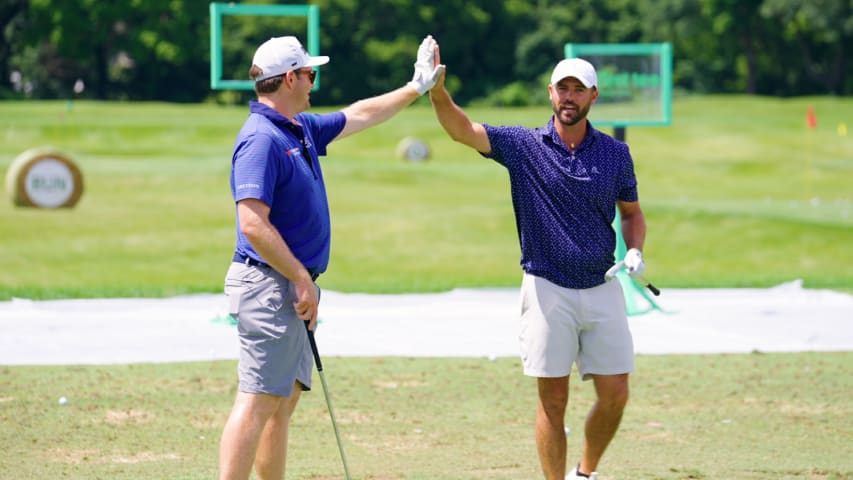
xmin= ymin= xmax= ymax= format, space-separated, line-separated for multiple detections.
xmin=252 ymin=36 xmax=330 ymax=82
xmin=550 ymin=58 xmax=598 ymax=88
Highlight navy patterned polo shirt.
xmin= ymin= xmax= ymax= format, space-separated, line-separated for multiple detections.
xmin=482 ymin=117 xmax=638 ymax=289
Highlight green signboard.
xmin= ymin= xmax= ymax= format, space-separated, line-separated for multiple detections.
xmin=564 ymin=43 xmax=672 ymax=127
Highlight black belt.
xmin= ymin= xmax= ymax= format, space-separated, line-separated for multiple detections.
xmin=233 ymin=253 xmax=319 ymax=281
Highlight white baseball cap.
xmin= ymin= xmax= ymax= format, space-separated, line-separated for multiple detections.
xmin=550 ymin=58 xmax=598 ymax=88
xmin=251 ymin=36 xmax=330 ymax=82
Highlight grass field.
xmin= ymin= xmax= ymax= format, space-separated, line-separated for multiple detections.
xmin=1 ymin=353 xmax=851 ymax=480
xmin=1 ymin=96 xmax=852 ymax=299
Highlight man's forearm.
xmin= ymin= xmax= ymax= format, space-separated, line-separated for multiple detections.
xmin=621 ymin=212 xmax=646 ymax=251
xmin=238 ymin=201 xmax=314 ymax=284
xmin=337 ymin=86 xmax=420 ymax=139
xmin=251 ymin=227 xmax=313 ymax=283
xmin=430 ymin=87 xmax=490 ymax=153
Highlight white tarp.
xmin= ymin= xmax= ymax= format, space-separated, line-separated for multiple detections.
xmin=1 ymin=280 xmax=851 ymax=365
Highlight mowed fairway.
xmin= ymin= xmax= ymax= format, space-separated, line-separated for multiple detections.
xmin=1 ymin=96 xmax=852 ymax=298
xmin=1 ymin=353 xmax=851 ymax=479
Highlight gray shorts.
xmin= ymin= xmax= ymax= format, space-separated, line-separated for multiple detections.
xmin=519 ymin=273 xmax=634 ymax=380
xmin=224 ymin=262 xmax=317 ymax=397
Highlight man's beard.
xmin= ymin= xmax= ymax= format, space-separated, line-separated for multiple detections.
xmin=553 ymin=101 xmax=590 ymax=127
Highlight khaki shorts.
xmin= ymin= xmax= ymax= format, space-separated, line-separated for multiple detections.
xmin=519 ymin=273 xmax=634 ymax=379
xmin=224 ymin=262 xmax=318 ymax=397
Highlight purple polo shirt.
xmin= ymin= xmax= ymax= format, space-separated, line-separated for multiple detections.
xmin=482 ymin=117 xmax=638 ymax=289
xmin=231 ymin=101 xmax=346 ymax=274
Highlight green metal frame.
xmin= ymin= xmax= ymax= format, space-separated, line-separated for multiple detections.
xmin=209 ymin=3 xmax=321 ymax=91
xmin=564 ymin=43 xmax=672 ymax=127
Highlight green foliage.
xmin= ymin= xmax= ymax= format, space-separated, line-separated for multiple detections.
xmin=760 ymin=0 xmax=853 ymax=94
xmin=1 ymin=352 xmax=851 ymax=479
xmin=5 ymin=0 xmax=210 ymax=101
xmin=469 ymin=80 xmax=547 ymax=107
xmin=0 ymin=97 xmax=851 ymax=299
xmin=2 ymin=0 xmax=852 ymax=103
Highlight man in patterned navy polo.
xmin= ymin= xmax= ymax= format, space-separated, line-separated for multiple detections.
xmin=219 ymin=35 xmax=443 ymax=480
xmin=430 ymin=50 xmax=648 ymax=480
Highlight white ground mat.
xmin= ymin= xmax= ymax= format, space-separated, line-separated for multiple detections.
xmin=1 ymin=280 xmax=850 ymax=365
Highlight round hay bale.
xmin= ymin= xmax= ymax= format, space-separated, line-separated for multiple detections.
xmin=5 ymin=147 xmax=84 ymax=208
xmin=396 ymin=137 xmax=430 ymax=162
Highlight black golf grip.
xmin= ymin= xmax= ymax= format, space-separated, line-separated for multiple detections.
xmin=646 ymin=282 xmax=661 ymax=296
xmin=304 ymin=321 xmax=323 ymax=371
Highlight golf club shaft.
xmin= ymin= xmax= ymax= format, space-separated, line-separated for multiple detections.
xmin=605 ymin=261 xmax=624 ymax=281
xmin=607 ymin=261 xmax=661 ymax=296
xmin=316 ymin=368 xmax=351 ymax=480
xmin=304 ymin=322 xmax=352 ymax=480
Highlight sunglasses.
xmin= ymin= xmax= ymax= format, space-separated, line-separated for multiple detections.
xmin=295 ymin=68 xmax=317 ymax=84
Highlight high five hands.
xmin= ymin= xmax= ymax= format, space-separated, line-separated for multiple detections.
xmin=408 ymin=35 xmax=445 ymax=95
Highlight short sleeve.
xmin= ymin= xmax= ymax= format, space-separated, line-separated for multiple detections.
xmin=617 ymin=144 xmax=638 ymax=202
xmin=297 ymin=111 xmax=346 ymax=156
xmin=233 ymin=133 xmax=281 ymax=206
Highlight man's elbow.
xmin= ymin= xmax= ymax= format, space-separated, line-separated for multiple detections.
xmin=451 ymin=131 xmax=488 ymax=153
xmin=446 ymin=129 xmax=469 ymax=144
xmin=444 ymin=126 xmax=475 ymax=147
xmin=239 ymin=220 xmax=263 ymax=243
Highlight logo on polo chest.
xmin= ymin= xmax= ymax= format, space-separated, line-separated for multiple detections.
xmin=565 ymin=158 xmax=593 ymax=181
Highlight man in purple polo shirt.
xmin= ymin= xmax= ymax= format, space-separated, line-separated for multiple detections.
xmin=430 ymin=47 xmax=649 ymax=479
xmin=219 ymin=35 xmax=443 ymax=480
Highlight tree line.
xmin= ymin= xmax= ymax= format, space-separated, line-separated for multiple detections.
xmin=1 ymin=0 xmax=850 ymax=106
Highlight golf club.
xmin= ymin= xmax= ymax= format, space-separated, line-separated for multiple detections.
xmin=304 ymin=321 xmax=352 ymax=480
xmin=605 ymin=261 xmax=661 ymax=296
xmin=637 ymin=276 xmax=661 ymax=296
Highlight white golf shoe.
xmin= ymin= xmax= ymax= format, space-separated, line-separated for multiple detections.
xmin=566 ymin=466 xmax=599 ymax=479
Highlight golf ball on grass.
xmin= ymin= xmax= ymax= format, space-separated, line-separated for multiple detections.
xmin=58 ymin=396 xmax=68 ymax=406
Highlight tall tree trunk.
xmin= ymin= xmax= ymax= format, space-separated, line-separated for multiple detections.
xmin=0 ymin=0 xmax=29 ymax=96
xmin=94 ymin=43 xmax=109 ymax=100
xmin=740 ymin=33 xmax=757 ymax=94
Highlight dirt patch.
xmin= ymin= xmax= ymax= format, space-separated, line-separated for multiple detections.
xmin=372 ymin=380 xmax=429 ymax=389
xmin=104 ymin=409 xmax=153 ymax=425
xmin=50 ymin=448 xmax=181 ymax=465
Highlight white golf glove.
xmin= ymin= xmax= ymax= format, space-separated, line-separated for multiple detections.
xmin=407 ymin=35 xmax=443 ymax=95
xmin=624 ymin=248 xmax=646 ymax=279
